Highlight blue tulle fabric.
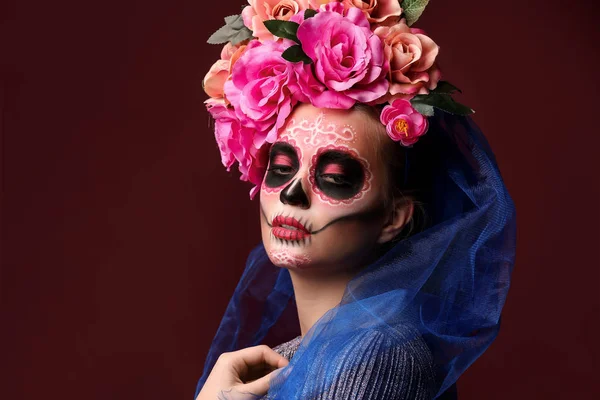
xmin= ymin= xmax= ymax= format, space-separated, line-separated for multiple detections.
xmin=195 ymin=112 xmax=516 ymax=399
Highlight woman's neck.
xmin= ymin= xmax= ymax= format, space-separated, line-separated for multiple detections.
xmin=288 ymin=268 xmax=357 ymax=337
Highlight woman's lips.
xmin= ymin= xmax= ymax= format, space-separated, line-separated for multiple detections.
xmin=272 ymin=215 xmax=310 ymax=240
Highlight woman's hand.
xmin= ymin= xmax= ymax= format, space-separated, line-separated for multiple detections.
xmin=196 ymin=345 xmax=289 ymax=400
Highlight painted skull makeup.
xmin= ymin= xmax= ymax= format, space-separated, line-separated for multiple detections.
xmin=263 ymin=113 xmax=373 ymax=205
xmin=260 ymin=104 xmax=387 ymax=271
xmin=264 ymin=142 xmax=300 ymax=189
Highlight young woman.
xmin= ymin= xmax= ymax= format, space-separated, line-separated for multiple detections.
xmin=195 ymin=2 xmax=516 ymax=399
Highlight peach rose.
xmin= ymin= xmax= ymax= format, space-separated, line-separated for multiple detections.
xmin=203 ymin=59 xmax=229 ymax=99
xmin=242 ymin=0 xmax=310 ymax=41
xmin=219 ymin=42 xmax=237 ymax=60
xmin=308 ymin=0 xmax=331 ymax=6
xmin=375 ymin=19 xmax=441 ymax=97
xmin=203 ymin=43 xmax=247 ymax=100
xmin=343 ymin=0 xmax=402 ymax=25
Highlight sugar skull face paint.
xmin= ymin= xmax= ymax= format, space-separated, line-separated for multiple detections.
xmin=260 ymin=103 xmax=390 ymax=272
xmin=264 ymin=141 xmax=302 ymax=192
xmin=309 ymin=144 xmax=372 ymax=205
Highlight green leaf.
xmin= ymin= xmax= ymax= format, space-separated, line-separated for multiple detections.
xmin=282 ymin=45 xmax=313 ymax=64
xmin=263 ymin=20 xmax=301 ymax=44
xmin=224 ymin=14 xmax=245 ymax=30
xmin=411 ymin=93 xmax=474 ymax=116
xmin=230 ymin=28 xmax=254 ymax=45
xmin=401 ymin=0 xmax=430 ymax=26
xmin=431 ymin=81 xmax=462 ymax=95
xmin=411 ymin=102 xmax=435 ymax=116
xmin=304 ymin=9 xmax=318 ymax=19
xmin=207 ymin=14 xmax=254 ymax=45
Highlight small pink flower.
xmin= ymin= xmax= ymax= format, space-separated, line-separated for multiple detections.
xmin=380 ymin=99 xmax=428 ymax=146
xmin=206 ymin=98 xmax=270 ymax=198
xmin=375 ymin=19 xmax=441 ymax=98
xmin=296 ymin=2 xmax=389 ymax=108
xmin=242 ymin=0 xmax=310 ymax=41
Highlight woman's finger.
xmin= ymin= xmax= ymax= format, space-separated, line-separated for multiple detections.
xmin=236 ymin=368 xmax=283 ymax=396
xmin=228 ymin=345 xmax=289 ymax=376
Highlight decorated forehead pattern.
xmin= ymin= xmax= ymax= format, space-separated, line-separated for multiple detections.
xmin=281 ymin=114 xmax=357 ymax=146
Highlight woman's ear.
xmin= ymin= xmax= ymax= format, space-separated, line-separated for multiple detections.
xmin=377 ymin=197 xmax=414 ymax=244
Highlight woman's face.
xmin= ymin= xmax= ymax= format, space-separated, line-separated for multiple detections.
xmin=260 ymin=103 xmax=391 ymax=273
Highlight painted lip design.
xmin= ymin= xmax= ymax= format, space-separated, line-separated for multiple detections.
xmin=271 ymin=215 xmax=311 ymax=241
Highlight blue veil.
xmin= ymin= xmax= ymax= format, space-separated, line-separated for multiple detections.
xmin=195 ymin=111 xmax=516 ymax=399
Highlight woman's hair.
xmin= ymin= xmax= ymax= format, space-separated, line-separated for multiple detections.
xmin=352 ymin=103 xmax=431 ymax=242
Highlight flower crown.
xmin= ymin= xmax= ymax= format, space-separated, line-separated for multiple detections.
xmin=203 ymin=0 xmax=473 ymax=197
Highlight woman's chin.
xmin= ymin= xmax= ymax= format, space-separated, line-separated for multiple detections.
xmin=267 ymin=248 xmax=313 ymax=269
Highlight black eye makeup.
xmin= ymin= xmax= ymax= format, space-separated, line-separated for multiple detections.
xmin=315 ymin=150 xmax=365 ymax=200
xmin=265 ymin=142 xmax=300 ymax=188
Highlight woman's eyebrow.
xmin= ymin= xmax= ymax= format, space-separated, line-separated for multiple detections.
xmin=317 ymin=150 xmax=359 ymax=164
xmin=270 ymin=142 xmax=298 ymax=158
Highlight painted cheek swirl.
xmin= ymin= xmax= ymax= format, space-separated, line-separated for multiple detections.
xmin=309 ymin=144 xmax=372 ymax=206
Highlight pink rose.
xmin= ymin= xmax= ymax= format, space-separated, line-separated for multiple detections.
xmin=343 ymin=0 xmax=402 ymax=25
xmin=380 ymin=99 xmax=428 ymax=146
xmin=242 ymin=0 xmax=310 ymax=41
xmin=296 ymin=2 xmax=389 ymax=108
xmin=224 ymin=40 xmax=304 ymax=148
xmin=206 ymin=98 xmax=270 ymax=198
xmin=203 ymin=43 xmax=247 ymax=101
xmin=375 ymin=19 xmax=441 ymax=97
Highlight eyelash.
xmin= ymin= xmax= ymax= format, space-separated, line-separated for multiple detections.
xmin=268 ymin=165 xmax=295 ymax=175
xmin=268 ymin=156 xmax=353 ymax=187
xmin=318 ymin=174 xmax=351 ymax=186
xmin=268 ymin=168 xmax=350 ymax=188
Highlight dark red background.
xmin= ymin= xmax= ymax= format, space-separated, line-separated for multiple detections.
xmin=1 ymin=0 xmax=598 ymax=399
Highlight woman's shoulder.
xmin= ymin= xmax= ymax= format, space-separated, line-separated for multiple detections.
xmin=272 ymin=335 xmax=302 ymax=361
xmin=273 ymin=324 xmax=433 ymax=365
xmin=308 ymin=325 xmax=437 ymax=399
xmin=337 ymin=324 xmax=434 ymax=366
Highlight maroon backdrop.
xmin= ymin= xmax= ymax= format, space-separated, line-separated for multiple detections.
xmin=2 ymin=1 xmax=599 ymax=399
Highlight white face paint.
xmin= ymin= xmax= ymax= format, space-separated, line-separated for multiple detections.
xmin=260 ymin=103 xmax=389 ymax=272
